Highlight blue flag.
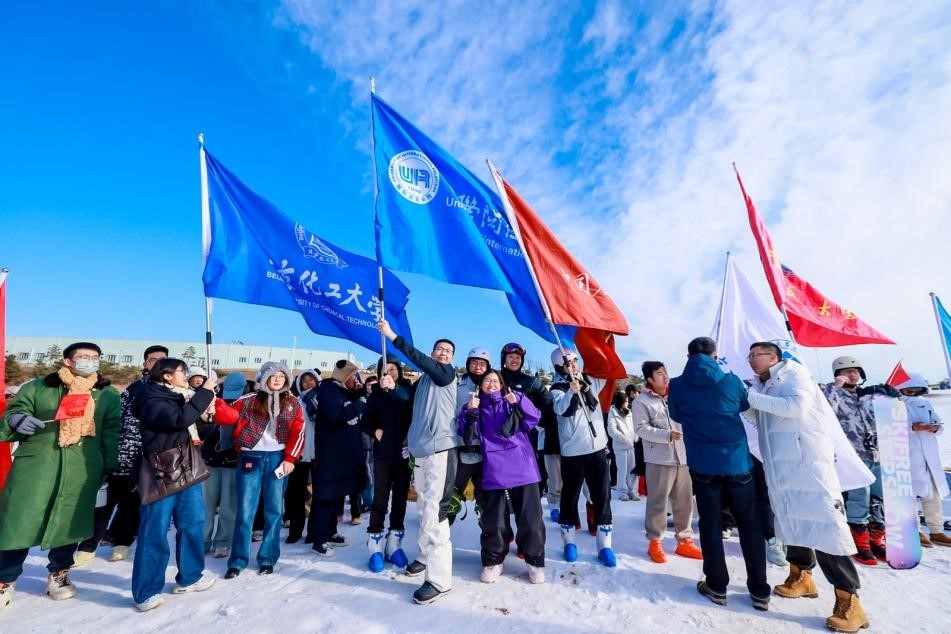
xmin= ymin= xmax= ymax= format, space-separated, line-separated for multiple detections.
xmin=202 ymin=149 xmax=413 ymax=354
xmin=935 ymin=294 xmax=951 ymax=368
xmin=371 ymin=94 xmax=573 ymax=346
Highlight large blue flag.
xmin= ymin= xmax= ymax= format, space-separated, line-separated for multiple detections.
xmin=202 ymin=149 xmax=413 ymax=354
xmin=934 ymin=294 xmax=951 ymax=375
xmin=371 ymin=94 xmax=573 ymax=346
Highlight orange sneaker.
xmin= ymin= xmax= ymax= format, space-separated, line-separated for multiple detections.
xmin=647 ymin=539 xmax=667 ymax=563
xmin=675 ymin=538 xmax=703 ymax=560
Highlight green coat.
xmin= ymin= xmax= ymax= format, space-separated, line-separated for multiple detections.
xmin=0 ymin=376 xmax=120 ymax=550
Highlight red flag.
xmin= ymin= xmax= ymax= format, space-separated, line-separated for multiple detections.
xmin=737 ymin=169 xmax=894 ymax=348
xmin=53 ymin=394 xmax=92 ymax=421
xmin=0 ymin=270 xmax=10 ymax=492
xmin=885 ymin=360 xmax=912 ymax=387
xmin=499 ymin=176 xmax=628 ymax=380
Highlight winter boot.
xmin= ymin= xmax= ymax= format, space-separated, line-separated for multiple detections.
xmin=867 ymin=523 xmax=886 ymax=561
xmin=774 ymin=564 xmax=819 ymax=599
xmin=412 ymin=580 xmax=450 ymax=605
xmin=385 ymin=530 xmax=409 ymax=567
xmin=549 ymin=507 xmax=560 ymax=523
xmin=367 ymin=532 xmax=385 ymax=573
xmin=46 ymin=570 xmax=77 ymax=601
xmin=647 ymin=539 xmax=667 ymax=563
xmin=71 ymin=550 xmax=96 ymax=567
xmin=560 ymin=524 xmax=578 ymax=562
xmin=847 ymin=523 xmax=877 ymax=566
xmin=825 ymin=588 xmax=869 ymax=632
xmin=108 ymin=545 xmax=130 ymax=562
xmin=585 ymin=502 xmax=597 ymax=536
xmin=929 ymin=532 xmax=951 ymax=547
xmin=596 ymin=525 xmax=617 ymax=567
xmin=527 ymin=563 xmax=545 ymax=584
xmin=0 ymin=582 xmax=13 ymax=612
xmin=919 ymin=532 xmax=935 ymax=548
xmin=480 ymin=564 xmax=503 ymax=583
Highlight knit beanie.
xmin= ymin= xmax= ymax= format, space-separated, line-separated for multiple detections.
xmin=331 ymin=359 xmax=359 ymax=384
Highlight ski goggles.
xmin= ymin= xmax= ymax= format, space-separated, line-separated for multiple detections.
xmin=501 ymin=342 xmax=526 ymax=356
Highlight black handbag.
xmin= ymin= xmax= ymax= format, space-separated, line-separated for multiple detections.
xmin=138 ymin=442 xmax=210 ymax=505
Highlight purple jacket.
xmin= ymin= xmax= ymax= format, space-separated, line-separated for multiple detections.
xmin=458 ymin=391 xmax=541 ymax=490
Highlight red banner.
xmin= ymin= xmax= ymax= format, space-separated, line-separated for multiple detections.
xmin=0 ymin=271 xmax=10 ymax=492
xmin=885 ymin=360 xmax=912 ymax=387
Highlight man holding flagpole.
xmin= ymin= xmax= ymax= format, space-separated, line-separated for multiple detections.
xmin=377 ymin=318 xmax=459 ymax=605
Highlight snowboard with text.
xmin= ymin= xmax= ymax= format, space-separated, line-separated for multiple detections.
xmin=873 ymin=395 xmax=922 ymax=570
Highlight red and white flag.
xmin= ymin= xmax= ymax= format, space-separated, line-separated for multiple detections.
xmin=737 ymin=169 xmax=895 ymax=347
xmin=885 ymin=360 xmax=912 ymax=388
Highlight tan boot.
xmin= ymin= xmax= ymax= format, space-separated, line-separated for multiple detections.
xmin=929 ymin=532 xmax=951 ymax=547
xmin=774 ymin=564 xmax=818 ymax=598
xmin=825 ymin=588 xmax=869 ymax=632
xmin=919 ymin=532 xmax=934 ymax=548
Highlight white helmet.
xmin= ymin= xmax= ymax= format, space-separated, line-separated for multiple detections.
xmin=550 ymin=348 xmax=578 ymax=369
xmin=466 ymin=347 xmax=492 ymax=364
xmin=831 ymin=356 xmax=866 ymax=382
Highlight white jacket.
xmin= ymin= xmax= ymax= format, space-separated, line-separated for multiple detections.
xmin=607 ymin=406 xmax=638 ymax=449
xmin=904 ymin=395 xmax=949 ymax=499
xmin=747 ymin=360 xmax=864 ymax=556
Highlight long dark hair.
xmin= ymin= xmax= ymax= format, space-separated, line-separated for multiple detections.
xmin=149 ymin=358 xmax=187 ymax=384
xmin=612 ymin=391 xmax=630 ymax=416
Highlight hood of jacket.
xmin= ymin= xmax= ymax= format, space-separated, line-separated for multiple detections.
xmin=681 ymin=354 xmax=727 ymax=387
xmin=376 ymin=354 xmax=405 ymax=382
xmin=294 ymin=369 xmax=321 ymax=396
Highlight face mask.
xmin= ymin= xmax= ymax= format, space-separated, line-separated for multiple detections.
xmin=73 ymin=359 xmax=100 ymax=377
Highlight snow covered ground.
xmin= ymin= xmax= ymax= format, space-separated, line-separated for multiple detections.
xmin=4 ymin=483 xmax=950 ymax=633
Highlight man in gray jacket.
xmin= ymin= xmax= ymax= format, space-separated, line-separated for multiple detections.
xmin=632 ymin=361 xmax=701 ymax=564
xmin=378 ymin=319 xmax=458 ymax=605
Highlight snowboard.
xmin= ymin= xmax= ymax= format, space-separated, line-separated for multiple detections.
xmin=873 ymin=395 xmax=922 ymax=570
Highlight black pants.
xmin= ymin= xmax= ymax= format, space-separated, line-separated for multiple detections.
xmin=78 ymin=475 xmax=140 ymax=552
xmin=559 ymin=450 xmax=612 ymax=527
xmin=787 ymin=546 xmax=860 ymax=593
xmin=336 ymin=492 xmax=362 ymax=519
xmin=481 ymin=483 xmax=546 ymax=567
xmin=691 ymin=469 xmax=770 ymax=597
xmin=283 ymin=460 xmax=312 ymax=539
xmin=751 ymin=457 xmax=775 ymax=540
xmin=453 ymin=456 xmax=487 ymax=514
xmin=0 ymin=543 xmax=78 ymax=583
xmin=368 ymin=457 xmax=411 ymax=534
xmin=310 ymin=498 xmax=340 ymax=547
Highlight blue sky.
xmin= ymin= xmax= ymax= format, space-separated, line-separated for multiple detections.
xmin=3 ymin=1 xmax=950 ymax=380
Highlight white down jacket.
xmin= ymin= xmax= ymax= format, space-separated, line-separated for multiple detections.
xmin=897 ymin=373 xmax=949 ymax=499
xmin=747 ymin=360 xmax=869 ymax=556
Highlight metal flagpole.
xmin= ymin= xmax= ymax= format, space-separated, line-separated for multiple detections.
xmin=198 ymin=133 xmax=214 ymax=372
xmin=369 ymin=77 xmax=388 ymax=378
xmin=930 ymin=292 xmax=951 ymax=383
xmin=486 ymin=160 xmax=597 ymax=435
xmin=712 ymin=252 xmax=731 ymax=343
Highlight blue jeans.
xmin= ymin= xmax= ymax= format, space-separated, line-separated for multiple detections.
xmin=228 ymin=450 xmax=287 ymax=571
xmin=845 ymin=460 xmax=883 ymax=525
xmin=131 ymin=483 xmax=205 ymax=603
xmin=690 ymin=469 xmax=770 ymax=597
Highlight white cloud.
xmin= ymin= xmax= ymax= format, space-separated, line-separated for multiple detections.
xmin=278 ymin=0 xmax=951 ymax=380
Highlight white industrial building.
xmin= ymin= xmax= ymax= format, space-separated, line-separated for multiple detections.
xmin=5 ymin=336 xmax=361 ymax=373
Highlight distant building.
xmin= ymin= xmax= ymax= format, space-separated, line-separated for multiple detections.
xmin=6 ymin=336 xmax=361 ymax=373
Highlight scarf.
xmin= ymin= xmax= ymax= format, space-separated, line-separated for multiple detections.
xmin=167 ymin=384 xmax=211 ymax=442
xmin=56 ymin=367 xmax=98 ymax=447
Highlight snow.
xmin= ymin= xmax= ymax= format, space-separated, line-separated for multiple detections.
xmin=3 ymin=488 xmax=950 ymax=633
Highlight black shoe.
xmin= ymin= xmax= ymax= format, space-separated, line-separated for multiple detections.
xmin=751 ymin=594 xmax=769 ymax=611
xmin=258 ymin=565 xmax=273 ymax=575
xmin=224 ymin=568 xmax=241 ymax=579
xmin=304 ymin=534 xmax=314 ymax=544
xmin=697 ymin=580 xmax=727 ymax=606
xmin=405 ymin=560 xmax=426 ymax=577
xmin=286 ymin=534 xmax=301 ymax=544
xmin=312 ymin=543 xmax=335 ymax=558
xmin=413 ymin=581 xmax=450 ymax=605
xmin=327 ymin=533 xmax=350 ymax=548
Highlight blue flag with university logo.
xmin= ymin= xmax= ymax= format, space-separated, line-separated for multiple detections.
xmin=202 ymin=149 xmax=413 ymax=354
xmin=371 ymin=94 xmax=573 ymax=347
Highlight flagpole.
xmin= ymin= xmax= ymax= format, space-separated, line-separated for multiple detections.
xmin=198 ymin=133 xmax=214 ymax=372
xmin=712 ymin=252 xmax=731 ymax=343
xmin=369 ymin=76 xmax=388 ymax=377
xmin=930 ymin=292 xmax=951 ymax=383
xmin=486 ymin=160 xmax=597 ymax=434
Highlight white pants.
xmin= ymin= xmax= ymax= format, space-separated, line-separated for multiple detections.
xmin=414 ymin=451 xmax=453 ymax=591
xmin=614 ymin=447 xmax=636 ymax=496
xmin=921 ymin=473 xmax=947 ymax=534
xmin=544 ymin=454 xmax=562 ymax=507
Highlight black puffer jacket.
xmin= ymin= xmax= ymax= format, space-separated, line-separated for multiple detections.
xmin=363 ymin=358 xmax=412 ymax=460
xmin=311 ymin=379 xmax=366 ymax=501
xmin=501 ymin=367 xmax=557 ymax=455
xmin=132 ymin=382 xmax=215 ymax=456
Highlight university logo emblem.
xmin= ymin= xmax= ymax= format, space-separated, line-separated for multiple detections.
xmin=388 ymin=150 xmax=439 ymax=204
xmin=295 ymin=224 xmax=348 ymax=268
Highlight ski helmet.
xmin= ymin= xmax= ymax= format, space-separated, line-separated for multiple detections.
xmin=550 ymin=348 xmax=578 ymax=369
xmin=501 ymin=342 xmax=527 ymax=369
xmin=831 ymin=356 xmax=866 ymax=382
xmin=466 ymin=347 xmax=492 ymax=364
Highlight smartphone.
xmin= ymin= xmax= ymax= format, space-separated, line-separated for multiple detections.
xmin=274 ymin=465 xmax=286 ymax=479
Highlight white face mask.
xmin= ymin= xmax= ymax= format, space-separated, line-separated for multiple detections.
xmin=73 ymin=359 xmax=100 ymax=377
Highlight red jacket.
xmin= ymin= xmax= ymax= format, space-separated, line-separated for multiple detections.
xmin=214 ymin=395 xmax=305 ymax=463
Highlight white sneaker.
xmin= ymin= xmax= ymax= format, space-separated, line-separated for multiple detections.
xmin=172 ymin=571 xmax=216 ymax=594
xmin=46 ymin=570 xmax=77 ymax=601
xmin=480 ymin=564 xmax=503 ymax=583
xmin=72 ymin=550 xmax=96 ymax=567
xmin=251 ymin=530 xmax=264 ymax=542
xmin=213 ymin=546 xmax=230 ymax=559
xmin=0 ymin=582 xmax=13 ymax=612
xmin=766 ymin=537 xmax=788 ymax=567
xmin=108 ymin=546 xmax=130 ymax=562
xmin=135 ymin=594 xmax=165 ymax=612
xmin=527 ymin=564 xmax=545 ymax=584
xmin=722 ymin=528 xmax=733 ymax=540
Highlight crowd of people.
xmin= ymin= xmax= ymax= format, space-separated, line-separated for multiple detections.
xmin=0 ymin=326 xmax=948 ymax=632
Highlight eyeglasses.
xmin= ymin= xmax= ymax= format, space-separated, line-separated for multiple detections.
xmin=433 ymin=346 xmax=454 ymax=354
xmin=747 ymin=352 xmax=774 ymax=360
xmin=72 ymin=355 xmax=100 ymax=361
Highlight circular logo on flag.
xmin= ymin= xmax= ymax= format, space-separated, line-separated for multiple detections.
xmin=388 ymin=150 xmax=440 ymax=204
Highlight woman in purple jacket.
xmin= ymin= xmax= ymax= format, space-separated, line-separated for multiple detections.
xmin=459 ymin=369 xmax=545 ymax=584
